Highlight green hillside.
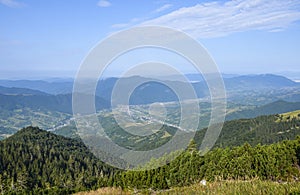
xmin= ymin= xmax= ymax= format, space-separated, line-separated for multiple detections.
xmin=111 ymin=137 xmax=300 ymax=192
xmin=195 ymin=111 xmax=300 ymax=148
xmin=0 ymin=127 xmax=118 ymax=194
xmin=226 ymin=100 xmax=300 ymax=120
xmin=55 ymin=109 xmax=300 ymax=153
xmin=2 ymin=117 xmax=300 ymax=194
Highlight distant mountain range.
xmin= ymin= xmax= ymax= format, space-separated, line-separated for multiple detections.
xmin=1 ymin=73 xmax=300 ymax=138
xmin=0 ymin=86 xmax=48 ymax=96
xmin=1 ymin=74 xmax=299 ymax=105
xmin=0 ymin=93 xmax=110 ymax=114
xmin=0 ymin=79 xmax=73 ymax=94
xmin=225 ymin=74 xmax=298 ymax=90
xmin=1 ymin=73 xmax=298 ymax=94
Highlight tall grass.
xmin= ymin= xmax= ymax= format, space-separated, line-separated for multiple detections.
xmin=73 ymin=187 xmax=130 ymax=195
xmin=74 ymin=180 xmax=300 ymax=195
xmin=159 ymin=180 xmax=300 ymax=195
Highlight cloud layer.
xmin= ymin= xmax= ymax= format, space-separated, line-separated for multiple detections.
xmin=0 ymin=0 xmax=24 ymax=8
xmin=154 ymin=4 xmax=173 ymax=13
xmin=97 ymin=0 xmax=111 ymax=8
xmin=141 ymin=0 xmax=300 ymax=38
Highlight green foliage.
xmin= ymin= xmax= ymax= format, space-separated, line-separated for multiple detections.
xmin=0 ymin=126 xmax=118 ymax=194
xmin=114 ymin=137 xmax=300 ymax=190
xmin=195 ymin=113 xmax=300 ymax=148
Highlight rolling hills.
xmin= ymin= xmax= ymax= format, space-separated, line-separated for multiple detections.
xmin=51 ymin=107 xmax=300 ymax=172
xmin=0 ymin=86 xmax=48 ymax=96
xmin=1 ymin=74 xmax=300 ymax=105
xmin=0 ymin=92 xmax=110 ymax=139
xmin=226 ymin=100 xmax=300 ymax=120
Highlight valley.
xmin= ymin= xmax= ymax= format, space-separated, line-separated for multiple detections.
xmin=1 ymin=74 xmax=300 ymax=139
xmin=1 ymin=74 xmax=300 ymax=194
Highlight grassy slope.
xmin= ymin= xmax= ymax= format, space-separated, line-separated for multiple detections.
xmin=74 ymin=180 xmax=300 ymax=195
xmin=277 ymin=110 xmax=300 ymax=122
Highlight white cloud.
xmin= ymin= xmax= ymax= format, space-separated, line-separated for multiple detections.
xmin=140 ymin=0 xmax=300 ymax=38
xmin=97 ymin=0 xmax=111 ymax=7
xmin=112 ymin=18 xmax=145 ymax=29
xmin=154 ymin=4 xmax=173 ymax=13
xmin=111 ymin=4 xmax=173 ymax=29
xmin=0 ymin=0 xmax=24 ymax=8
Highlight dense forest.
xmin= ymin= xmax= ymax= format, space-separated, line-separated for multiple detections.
xmin=195 ymin=112 xmax=300 ymax=148
xmin=114 ymin=138 xmax=300 ymax=190
xmin=1 ymin=114 xmax=300 ymax=194
xmin=0 ymin=127 xmax=118 ymax=194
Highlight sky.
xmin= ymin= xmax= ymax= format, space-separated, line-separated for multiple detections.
xmin=0 ymin=0 xmax=300 ymax=79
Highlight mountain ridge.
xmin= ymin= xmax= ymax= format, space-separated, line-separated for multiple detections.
xmin=0 ymin=86 xmax=48 ymax=96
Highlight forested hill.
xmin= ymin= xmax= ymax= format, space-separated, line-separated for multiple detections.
xmin=1 ymin=111 xmax=300 ymax=194
xmin=226 ymin=100 xmax=300 ymax=121
xmin=0 ymin=126 xmax=118 ymax=194
xmin=195 ymin=110 xmax=300 ymax=148
xmin=113 ymin=137 xmax=300 ymax=191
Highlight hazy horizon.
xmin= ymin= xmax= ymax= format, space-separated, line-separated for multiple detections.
xmin=0 ymin=70 xmax=300 ymax=82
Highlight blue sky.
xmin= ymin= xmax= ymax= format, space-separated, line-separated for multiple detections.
xmin=1 ymin=0 xmax=300 ymax=79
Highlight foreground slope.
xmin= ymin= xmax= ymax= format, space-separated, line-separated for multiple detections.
xmin=0 ymin=126 xmax=117 ymax=194
xmin=110 ymin=137 xmax=300 ymax=191
xmin=74 ymin=180 xmax=300 ymax=195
